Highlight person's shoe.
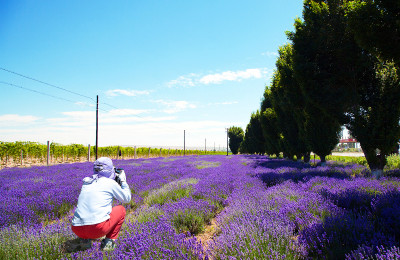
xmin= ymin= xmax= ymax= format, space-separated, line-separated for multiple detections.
xmin=79 ymin=238 xmax=92 ymax=250
xmin=100 ymin=238 xmax=116 ymax=251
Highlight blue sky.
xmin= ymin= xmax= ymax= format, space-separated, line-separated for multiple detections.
xmin=0 ymin=0 xmax=304 ymax=149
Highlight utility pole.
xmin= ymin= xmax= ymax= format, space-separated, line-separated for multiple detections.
xmin=95 ymin=95 xmax=99 ymax=160
xmin=47 ymin=141 xmax=50 ymax=165
xmin=226 ymin=128 xmax=229 ymax=156
xmin=184 ymin=130 xmax=186 ymax=156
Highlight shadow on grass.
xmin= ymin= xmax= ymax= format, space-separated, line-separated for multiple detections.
xmin=61 ymin=238 xmax=97 ymax=253
xmin=298 ymin=189 xmax=400 ymax=259
xmin=243 ymin=155 xmax=350 ymax=186
xmin=243 ymin=154 xmax=311 ymax=169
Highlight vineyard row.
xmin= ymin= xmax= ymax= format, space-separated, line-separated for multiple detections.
xmin=0 ymin=141 xmax=226 ymax=169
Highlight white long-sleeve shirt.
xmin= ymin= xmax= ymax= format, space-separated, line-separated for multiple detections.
xmin=71 ymin=177 xmax=131 ymax=226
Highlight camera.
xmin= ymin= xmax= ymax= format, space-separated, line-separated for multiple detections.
xmin=114 ymin=168 xmax=123 ymax=187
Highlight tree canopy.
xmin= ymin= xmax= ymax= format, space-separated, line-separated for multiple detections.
xmin=247 ymin=0 xmax=400 ymax=171
xmin=228 ymin=126 xmax=244 ymax=155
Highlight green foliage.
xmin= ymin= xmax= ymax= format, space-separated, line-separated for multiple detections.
xmin=269 ymin=44 xmax=311 ymax=160
xmin=134 ymin=206 xmax=164 ymax=223
xmin=326 ymin=155 xmax=368 ymax=166
xmin=144 ymin=178 xmax=198 ymax=206
xmin=259 ymin=89 xmax=282 ymax=156
xmin=170 ymin=209 xmax=212 ymax=235
xmin=0 ymin=141 xmax=46 ymax=162
xmin=0 ymin=141 xmax=223 ymax=167
xmin=228 ymin=126 xmax=244 ymax=155
xmin=289 ymin=0 xmax=354 ymax=162
xmin=0 ymin=222 xmax=72 ymax=260
xmin=346 ymin=61 xmax=400 ymax=170
xmin=385 ymin=154 xmax=400 ymax=170
xmin=193 ymin=161 xmax=221 ymax=169
xmin=241 ymin=111 xmax=266 ymax=154
xmin=345 ymin=0 xmax=400 ymax=66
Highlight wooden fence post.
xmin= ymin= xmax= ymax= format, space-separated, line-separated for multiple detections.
xmin=148 ymin=147 xmax=151 ymax=158
xmin=21 ymin=149 xmax=23 ymax=166
xmin=134 ymin=146 xmax=137 ymax=159
xmin=47 ymin=141 xmax=50 ymax=166
xmin=88 ymin=144 xmax=91 ymax=162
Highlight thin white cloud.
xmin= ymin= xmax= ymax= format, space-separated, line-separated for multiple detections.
xmin=261 ymin=51 xmax=278 ymax=57
xmin=167 ymin=68 xmax=269 ymax=87
xmin=107 ymin=109 xmax=150 ymax=116
xmin=214 ymin=101 xmax=239 ymax=105
xmin=166 ymin=73 xmax=198 ymax=88
xmin=0 ymin=113 xmax=241 ymax=148
xmin=106 ymin=89 xmax=150 ymax=97
xmin=154 ymin=100 xmax=196 ymax=114
xmin=102 ymin=115 xmax=176 ymax=124
xmin=44 ymin=109 xmax=167 ymax=127
xmin=199 ymin=69 xmax=266 ymax=84
xmin=0 ymin=114 xmax=40 ymax=126
xmin=75 ymin=101 xmax=95 ymax=107
xmin=62 ymin=111 xmax=94 ymax=118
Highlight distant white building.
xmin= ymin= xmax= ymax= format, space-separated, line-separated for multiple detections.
xmin=338 ymin=138 xmax=360 ymax=149
xmin=337 ymin=127 xmax=361 ymax=150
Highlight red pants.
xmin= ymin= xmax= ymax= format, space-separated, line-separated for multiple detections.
xmin=71 ymin=205 xmax=126 ymax=240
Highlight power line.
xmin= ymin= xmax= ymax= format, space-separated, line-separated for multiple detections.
xmin=0 ymin=67 xmax=135 ymax=110
xmin=1 ymin=80 xmax=177 ymax=131
xmin=1 ymin=67 xmax=182 ymax=132
xmin=0 ymin=67 xmax=139 ymax=113
xmin=0 ymin=81 xmax=110 ymax=113
xmin=1 ymin=81 xmax=78 ymax=104
xmin=1 ymin=79 xmax=174 ymax=129
xmin=0 ymin=67 xmax=95 ymax=101
xmin=2 ymin=79 xmax=213 ymax=145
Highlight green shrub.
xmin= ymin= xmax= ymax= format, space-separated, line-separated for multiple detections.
xmin=0 ymin=221 xmax=72 ymax=260
xmin=144 ymin=178 xmax=198 ymax=206
xmin=386 ymin=154 xmax=400 ymax=169
xmin=171 ymin=210 xmax=206 ymax=235
xmin=134 ymin=206 xmax=164 ymax=223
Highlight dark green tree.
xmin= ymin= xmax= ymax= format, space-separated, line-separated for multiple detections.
xmin=270 ymin=44 xmax=311 ymax=161
xmin=346 ymin=62 xmax=400 ymax=173
xmin=289 ymin=0 xmax=400 ymax=170
xmin=289 ymin=0 xmax=346 ymax=163
xmin=240 ymin=111 xmax=265 ymax=154
xmin=260 ymin=88 xmax=282 ymax=156
xmin=228 ymin=126 xmax=244 ymax=155
xmin=303 ymin=102 xmax=342 ymax=163
xmin=345 ymin=0 xmax=400 ymax=66
xmin=289 ymin=0 xmax=361 ymax=122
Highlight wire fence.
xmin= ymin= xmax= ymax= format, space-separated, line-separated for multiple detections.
xmin=0 ymin=141 xmax=230 ymax=169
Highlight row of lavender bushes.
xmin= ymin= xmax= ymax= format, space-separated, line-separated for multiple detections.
xmin=1 ymin=155 xmax=400 ymax=259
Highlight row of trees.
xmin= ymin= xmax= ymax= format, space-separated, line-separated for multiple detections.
xmin=232 ymin=0 xmax=400 ymax=174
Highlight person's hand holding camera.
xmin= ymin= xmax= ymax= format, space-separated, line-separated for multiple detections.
xmin=118 ymin=170 xmax=126 ymax=183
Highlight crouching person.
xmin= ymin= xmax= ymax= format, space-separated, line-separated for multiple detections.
xmin=71 ymin=157 xmax=131 ymax=251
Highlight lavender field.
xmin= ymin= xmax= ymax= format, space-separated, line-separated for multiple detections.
xmin=1 ymin=155 xmax=400 ymax=259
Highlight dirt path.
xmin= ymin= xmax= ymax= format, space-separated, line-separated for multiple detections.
xmin=195 ymin=218 xmax=219 ymax=259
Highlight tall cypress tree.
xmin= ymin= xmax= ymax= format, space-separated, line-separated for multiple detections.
xmin=270 ymin=44 xmax=311 ymax=161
